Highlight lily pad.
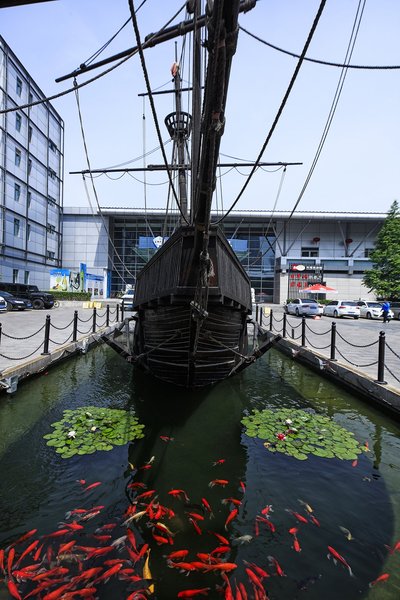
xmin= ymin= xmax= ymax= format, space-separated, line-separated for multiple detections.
xmin=43 ymin=406 xmax=145 ymax=459
xmin=242 ymin=408 xmax=362 ymax=462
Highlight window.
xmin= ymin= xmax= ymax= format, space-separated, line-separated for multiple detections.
xmin=15 ymin=113 xmax=22 ymax=132
xmin=364 ymin=248 xmax=374 ymax=258
xmin=28 ymin=126 xmax=32 ymax=143
xmin=27 ymin=191 xmax=32 ymax=207
xmin=48 ymin=168 xmax=56 ymax=180
xmin=13 ymin=269 xmax=19 ymax=283
xmin=47 ymin=195 xmax=56 ymax=205
xmin=16 ymin=77 xmax=22 ymax=96
xmin=28 ymin=159 xmax=32 ymax=175
xmin=301 ymin=247 xmax=319 ymax=257
xmin=28 ymin=92 xmax=33 ymax=104
xmin=24 ymin=271 xmax=30 ymax=285
xmin=15 ymin=148 xmax=21 ymax=167
xmin=14 ymin=183 xmax=21 ymax=202
xmin=47 ymin=250 xmax=55 ymax=260
xmin=14 ymin=218 xmax=20 ymax=237
xmin=27 ymin=224 xmax=31 ymax=241
xmin=49 ymin=140 xmax=57 ymax=152
xmin=47 ymin=223 xmax=56 ymax=234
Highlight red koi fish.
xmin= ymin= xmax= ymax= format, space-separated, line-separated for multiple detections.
xmin=43 ymin=528 xmax=71 ymax=538
xmin=62 ymin=588 xmax=97 ymax=599
xmin=327 ymin=546 xmax=353 ymax=576
xmin=15 ymin=539 xmax=39 ymax=566
xmin=245 ymin=568 xmax=264 ymax=592
xmin=222 ymin=498 xmax=242 ymax=507
xmin=239 ymin=481 xmax=246 ymax=494
xmin=33 ymin=543 xmax=44 ymax=562
xmin=9 ymin=529 xmax=38 ymax=549
xmin=261 ymin=505 xmax=273 ymax=516
xmin=92 ymin=534 xmax=112 ymax=543
xmin=41 ymin=584 xmax=72 ymax=600
xmin=289 ymin=527 xmax=298 ymax=535
xmin=168 ymin=489 xmax=190 ymax=503
xmin=210 ymin=545 xmax=230 ymax=556
xmin=71 ymin=566 xmax=103 ymax=583
xmin=196 ymin=553 xmax=219 ymax=565
xmin=177 ymin=588 xmax=210 ymax=598
xmin=86 ymin=545 xmax=115 ymax=560
xmin=187 ymin=512 xmax=205 ymax=522
xmin=290 ymin=511 xmax=308 ymax=524
xmin=96 ymin=522 xmax=118 ymax=532
xmin=57 ymin=540 xmax=77 ymax=555
xmin=190 ymin=518 xmax=202 ymax=535
xmin=7 ymin=580 xmax=22 ymax=600
xmin=94 ymin=562 xmax=124 ymax=583
xmin=201 ymin=498 xmax=214 ymax=517
xmin=0 ymin=548 xmax=4 ymax=572
xmin=63 ymin=521 xmax=84 ymax=531
xmin=309 ymin=515 xmax=320 ymax=527
xmin=168 ymin=561 xmax=197 ymax=573
xmin=243 ymin=560 xmax=269 ymax=580
xmin=76 ymin=479 xmax=86 ymax=485
xmin=160 ymin=435 xmax=174 ymax=442
xmin=213 ymin=459 xmax=226 ymax=466
xmin=210 ymin=531 xmax=230 ymax=546
xmin=83 ymin=481 xmax=101 ymax=492
xmin=352 ymin=459 xmax=358 ymax=467
xmin=387 ymin=540 xmax=400 ymax=554
xmin=292 ymin=536 xmax=301 ymax=552
xmin=256 ymin=515 xmax=275 ymax=533
xmin=165 ymin=549 xmax=189 ymax=561
xmin=32 ymin=567 xmax=70 ymax=581
xmin=204 ymin=562 xmax=237 ymax=572
xmin=209 ymin=479 xmax=229 ymax=488
xmin=369 ymin=573 xmax=390 ymax=587
xmin=225 ymin=508 xmax=238 ymax=530
xmin=7 ymin=547 xmax=15 ymax=576
xmin=152 ymin=532 xmax=170 ymax=545
xmin=136 ymin=489 xmax=156 ymax=501
xmin=268 ymin=555 xmax=285 ymax=577
xmin=127 ymin=482 xmax=147 ymax=490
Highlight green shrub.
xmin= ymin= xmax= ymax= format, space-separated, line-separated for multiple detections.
xmin=49 ymin=291 xmax=92 ymax=301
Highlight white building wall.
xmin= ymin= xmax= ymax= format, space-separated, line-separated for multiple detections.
xmin=62 ymin=212 xmax=110 ymax=276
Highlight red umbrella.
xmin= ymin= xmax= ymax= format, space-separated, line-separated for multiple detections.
xmin=302 ymin=283 xmax=337 ymax=294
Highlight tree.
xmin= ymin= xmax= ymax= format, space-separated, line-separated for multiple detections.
xmin=363 ymin=200 xmax=400 ymax=299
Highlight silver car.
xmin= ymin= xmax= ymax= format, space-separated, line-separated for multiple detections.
xmin=356 ymin=300 xmax=394 ymax=320
xmin=285 ymin=298 xmax=322 ymax=317
xmin=323 ymin=300 xmax=360 ymax=319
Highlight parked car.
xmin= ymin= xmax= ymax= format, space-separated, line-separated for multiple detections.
xmin=0 ymin=283 xmax=54 ymax=309
xmin=356 ymin=300 xmax=394 ymax=320
xmin=0 ymin=296 xmax=7 ymax=312
xmin=121 ymin=288 xmax=135 ymax=310
xmin=323 ymin=300 xmax=360 ymax=319
xmin=284 ymin=298 xmax=323 ymax=317
xmin=390 ymin=302 xmax=400 ymax=320
xmin=0 ymin=290 xmax=32 ymax=311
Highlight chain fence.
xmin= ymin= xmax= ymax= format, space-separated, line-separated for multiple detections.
xmin=269 ymin=309 xmax=397 ymax=387
xmin=0 ymin=305 xmax=124 ymax=363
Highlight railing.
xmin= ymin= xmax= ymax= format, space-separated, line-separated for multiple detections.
xmin=0 ymin=305 xmax=123 ymax=363
xmin=269 ymin=310 xmax=399 ymax=387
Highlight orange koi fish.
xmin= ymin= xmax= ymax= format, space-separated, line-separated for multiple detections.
xmin=57 ymin=540 xmax=77 ymax=555
xmin=187 ymin=512 xmax=205 ymax=522
xmin=201 ymin=498 xmax=214 ymax=517
xmin=209 ymin=479 xmax=229 ymax=488
xmin=168 ymin=489 xmax=190 ymax=502
xmin=41 ymin=584 xmax=72 ymax=600
xmin=243 ymin=560 xmax=269 ymax=580
xmin=43 ymin=529 xmax=71 ymax=538
xmin=204 ymin=562 xmax=237 ymax=572
xmin=369 ymin=573 xmax=390 ymax=587
xmin=196 ymin=553 xmax=219 ymax=564
xmin=293 ymin=536 xmax=301 ymax=552
xmin=94 ymin=562 xmax=124 ymax=583
xmin=152 ymin=532 xmax=170 ymax=545
xmin=225 ymin=508 xmax=238 ymax=530
xmin=86 ymin=545 xmax=115 ymax=560
xmin=239 ymin=481 xmax=246 ymax=493
xmin=327 ymin=546 xmax=353 ymax=576
xmin=33 ymin=543 xmax=44 ymax=562
xmin=165 ymin=549 xmax=189 ymax=561
xmin=290 ymin=511 xmax=308 ymax=524
xmin=7 ymin=547 xmax=15 ymax=576
xmin=210 ymin=545 xmax=230 ymax=556
xmin=9 ymin=529 xmax=38 ymax=549
xmin=210 ymin=531 xmax=230 ymax=546
xmin=32 ymin=566 xmax=70 ymax=581
xmin=268 ymin=555 xmax=285 ymax=577
xmin=7 ymin=580 xmax=22 ymax=600
xmin=136 ymin=489 xmax=156 ymax=501
xmin=222 ymin=498 xmax=242 ymax=507
xmin=213 ymin=459 xmax=226 ymax=466
xmin=177 ymin=588 xmax=210 ymax=598
xmin=63 ymin=521 xmax=84 ymax=531
xmin=261 ymin=505 xmax=273 ymax=516
xmin=245 ymin=568 xmax=265 ymax=592
xmin=167 ymin=561 xmax=197 ymax=573
xmin=92 ymin=534 xmax=112 ymax=543
xmin=83 ymin=481 xmax=102 ymax=492
xmin=15 ymin=539 xmax=39 ymax=566
xmin=190 ymin=518 xmax=202 ymax=535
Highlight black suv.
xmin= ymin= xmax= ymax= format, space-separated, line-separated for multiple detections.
xmin=0 ymin=283 xmax=54 ymax=309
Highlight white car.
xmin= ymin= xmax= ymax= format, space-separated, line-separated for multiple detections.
xmin=356 ymin=300 xmax=393 ymax=320
xmin=323 ymin=300 xmax=360 ymax=319
xmin=284 ymin=298 xmax=323 ymax=317
xmin=121 ymin=288 xmax=135 ymax=310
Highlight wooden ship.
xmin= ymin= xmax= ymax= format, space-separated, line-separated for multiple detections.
xmin=61 ymin=0 xmax=282 ymax=388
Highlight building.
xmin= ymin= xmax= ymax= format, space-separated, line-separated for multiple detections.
xmin=62 ymin=206 xmax=386 ymax=303
xmin=0 ymin=35 xmax=63 ymax=289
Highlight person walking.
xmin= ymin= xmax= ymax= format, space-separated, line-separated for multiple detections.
xmin=382 ymin=299 xmax=391 ymax=323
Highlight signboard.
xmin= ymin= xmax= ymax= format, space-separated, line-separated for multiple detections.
xmin=287 ymin=263 xmax=324 ymax=296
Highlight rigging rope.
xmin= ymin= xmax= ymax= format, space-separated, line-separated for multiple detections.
xmin=128 ymin=0 xmax=190 ymax=225
xmin=212 ymin=0 xmax=328 ymax=225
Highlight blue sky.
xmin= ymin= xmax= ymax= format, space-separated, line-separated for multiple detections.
xmin=2 ymin=0 xmax=399 ymax=214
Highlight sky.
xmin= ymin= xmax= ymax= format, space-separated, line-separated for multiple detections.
xmin=1 ymin=0 xmax=399 ymax=215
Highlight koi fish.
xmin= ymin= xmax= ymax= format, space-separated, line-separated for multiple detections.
xmin=152 ymin=532 xmax=170 ymax=545
xmin=168 ymin=561 xmax=198 ymax=573
xmin=239 ymin=481 xmax=246 ymax=494
xmin=189 ymin=518 xmax=202 ymax=535
xmin=209 ymin=479 xmax=229 ymax=488
xmin=289 ymin=527 xmax=298 ymax=536
xmin=7 ymin=547 xmax=15 ymax=576
xmin=92 ymin=534 xmax=112 ymax=543
xmin=71 ymin=566 xmax=103 ymax=583
xmin=213 ymin=459 xmax=226 ymax=466
xmin=261 ymin=505 xmax=273 ymax=516
xmin=352 ymin=459 xmax=358 ymax=467
xmin=57 ymin=540 xmax=77 ymax=555
xmin=110 ymin=535 xmax=127 ymax=549
xmin=386 ymin=540 xmax=400 ymax=554
xmin=339 ymin=526 xmax=354 ymax=541
xmin=160 ymin=435 xmax=174 ymax=442
xmin=222 ymin=498 xmax=242 ymax=507
xmin=177 ymin=589 xmax=210 ymax=598
xmin=83 ymin=481 xmax=102 ymax=492
xmin=243 ymin=560 xmax=269 ymax=580
xmin=8 ymin=529 xmax=38 ymax=549
xmin=187 ymin=512 xmax=205 ymax=522
xmin=76 ymin=479 xmax=86 ymax=485
xmin=210 ymin=532 xmax=230 ymax=546
xmin=15 ymin=539 xmax=40 ymax=566
xmin=201 ymin=498 xmax=214 ymax=517
xmin=33 ymin=543 xmax=44 ymax=562
xmin=232 ymin=535 xmax=253 ymax=545
xmin=154 ymin=522 xmax=175 ymax=537
xmin=211 ymin=545 xmax=230 ymax=556
xmin=204 ymin=562 xmax=237 ymax=572
xmin=95 ymin=562 xmax=124 ymax=583
xmin=293 ymin=536 xmax=301 ymax=552
xmin=256 ymin=515 xmax=276 ymax=533
xmin=96 ymin=522 xmax=118 ymax=532
xmin=7 ymin=580 xmax=22 ymax=600
xmin=143 ymin=549 xmax=154 ymax=594
xmin=86 ymin=545 xmax=115 ymax=560
xmin=41 ymin=584 xmax=72 ymax=600
xmin=0 ymin=548 xmax=4 ymax=572
xmin=63 ymin=521 xmax=84 ymax=531
xmin=245 ymin=568 xmax=264 ymax=592
xmin=43 ymin=529 xmax=71 ymax=538
xmin=309 ymin=515 xmax=320 ymax=527
xmin=369 ymin=573 xmax=390 ymax=587
xmin=168 ymin=489 xmax=190 ymax=502
xmin=288 ymin=511 xmax=308 ymax=524
xmin=127 ymin=482 xmax=147 ymax=490
xmin=268 ymin=555 xmax=285 ymax=577
xmin=225 ymin=508 xmax=238 ymax=530
xmin=62 ymin=588 xmax=97 ymax=599
xmin=32 ymin=567 xmax=70 ymax=581
xmin=136 ymin=489 xmax=156 ymax=501
xmin=297 ymin=499 xmax=313 ymax=513
xmin=165 ymin=549 xmax=189 ymax=561
xmin=327 ymin=546 xmax=353 ymax=576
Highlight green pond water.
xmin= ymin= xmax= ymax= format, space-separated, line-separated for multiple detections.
xmin=1 ymin=346 xmax=400 ymax=599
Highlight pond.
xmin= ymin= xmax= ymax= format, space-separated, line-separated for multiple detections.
xmin=0 ymin=346 xmax=400 ymax=599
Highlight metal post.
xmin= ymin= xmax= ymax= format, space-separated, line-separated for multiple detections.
xmin=269 ymin=309 xmax=273 ymax=331
xmin=259 ymin=307 xmax=263 ymax=327
xmin=375 ymin=330 xmax=387 ymax=384
xmin=73 ymin=310 xmax=78 ymax=342
xmin=0 ymin=323 xmax=2 ymax=345
xmin=121 ymin=302 xmax=125 ymax=322
xmin=330 ymin=322 xmax=337 ymax=361
xmin=301 ymin=315 xmax=306 ymax=347
xmin=283 ymin=313 xmax=287 ymax=338
xmin=106 ymin=304 xmax=110 ymax=327
xmin=116 ymin=304 xmax=120 ymax=322
xmin=92 ymin=307 xmax=97 ymax=333
xmin=255 ymin=304 xmax=259 ymax=322
xmin=42 ymin=315 xmax=51 ymax=355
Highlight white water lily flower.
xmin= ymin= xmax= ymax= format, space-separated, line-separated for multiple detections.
xmin=90 ymin=426 xmax=97 ymax=432
xmin=67 ymin=430 xmax=76 ymax=439
xmin=285 ymin=419 xmax=293 ymax=426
